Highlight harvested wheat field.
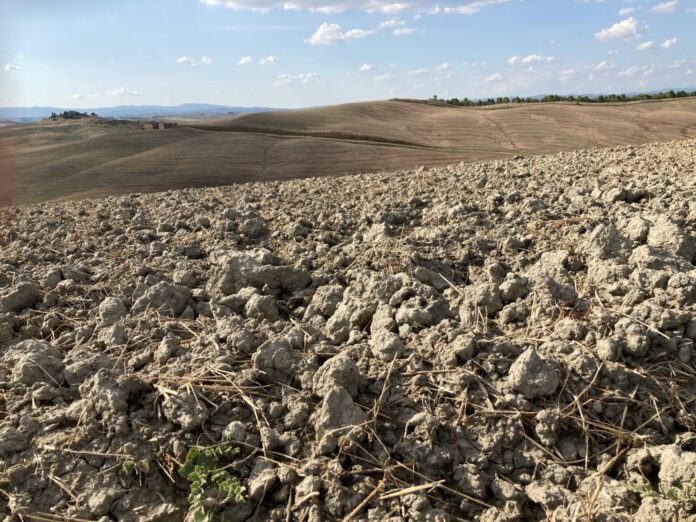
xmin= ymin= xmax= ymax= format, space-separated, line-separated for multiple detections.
xmin=1 ymin=139 xmax=696 ymax=521
xmin=2 ymin=98 xmax=696 ymax=206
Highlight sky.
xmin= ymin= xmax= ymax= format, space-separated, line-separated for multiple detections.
xmin=0 ymin=0 xmax=694 ymax=108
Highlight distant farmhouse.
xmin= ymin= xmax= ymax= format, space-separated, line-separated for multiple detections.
xmin=140 ymin=121 xmax=178 ymax=131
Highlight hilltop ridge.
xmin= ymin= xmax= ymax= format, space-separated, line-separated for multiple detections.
xmin=2 ymin=97 xmax=696 ymax=206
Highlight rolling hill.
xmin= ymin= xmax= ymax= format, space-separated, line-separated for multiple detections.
xmin=2 ymin=98 xmax=696 ymax=206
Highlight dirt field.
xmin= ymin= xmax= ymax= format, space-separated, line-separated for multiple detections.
xmin=1 ymin=98 xmax=696 ymax=205
xmin=0 ymin=139 xmax=695 ymax=521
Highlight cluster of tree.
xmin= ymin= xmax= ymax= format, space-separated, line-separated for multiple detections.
xmin=50 ymin=111 xmax=98 ymax=120
xmin=432 ymin=90 xmax=696 ymax=107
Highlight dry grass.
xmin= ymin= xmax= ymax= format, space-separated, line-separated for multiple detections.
xmin=2 ymin=98 xmax=696 ymax=206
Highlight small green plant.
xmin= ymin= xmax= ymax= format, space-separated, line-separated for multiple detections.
xmin=178 ymin=440 xmax=245 ymax=522
xmin=121 ymin=460 xmax=138 ymax=476
xmin=627 ymin=477 xmax=696 ymax=508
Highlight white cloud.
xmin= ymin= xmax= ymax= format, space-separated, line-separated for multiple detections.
xmin=66 ymin=93 xmax=87 ymax=100
xmin=427 ymin=0 xmax=510 ymax=15
xmin=668 ymin=59 xmax=686 ymax=69
xmin=345 ymin=28 xmax=373 ymax=38
xmin=307 ymin=23 xmax=373 ymax=44
xmin=176 ymin=55 xmax=213 ymax=66
xmin=636 ymin=41 xmax=655 ymax=50
xmin=618 ymin=7 xmax=635 ymax=16
xmin=608 ymin=49 xmax=619 ymax=55
xmin=379 ymin=18 xmax=404 ymax=28
xmin=485 ymin=72 xmax=504 ymax=82
xmin=3 ymin=63 xmax=20 ymax=72
xmin=686 ymin=69 xmax=695 ymax=75
xmin=407 ymin=68 xmax=429 ymax=76
xmin=521 ymin=54 xmax=554 ymax=64
xmin=559 ymin=69 xmax=575 ymax=81
xmin=661 ymin=37 xmax=677 ymax=49
xmin=594 ymin=17 xmax=647 ymax=41
xmin=107 ymin=87 xmax=142 ymax=98
xmin=260 ymin=56 xmax=278 ymax=65
xmin=201 ymin=0 xmax=509 ymax=15
xmin=359 ymin=63 xmax=376 ymax=71
xmin=507 ymin=54 xmax=554 ymax=65
xmin=642 ymin=65 xmax=655 ymax=77
xmin=651 ymin=0 xmax=677 ymax=14
xmin=273 ymin=72 xmax=319 ymax=87
xmin=594 ymin=60 xmax=616 ymax=70
xmin=373 ymin=72 xmax=393 ymax=82
xmin=238 ymin=56 xmax=253 ymax=65
xmin=393 ymin=27 xmax=418 ymax=35
xmin=436 ymin=62 xmax=450 ymax=71
xmin=617 ymin=66 xmax=639 ymax=77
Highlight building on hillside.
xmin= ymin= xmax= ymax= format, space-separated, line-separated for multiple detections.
xmin=140 ymin=121 xmax=178 ymax=131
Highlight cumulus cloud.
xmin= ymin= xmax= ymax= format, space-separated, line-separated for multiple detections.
xmin=273 ymin=72 xmax=319 ymax=87
xmin=176 ymin=55 xmax=213 ymax=66
xmin=594 ymin=17 xmax=647 ymax=41
xmin=636 ymin=41 xmax=655 ymax=50
xmin=393 ymin=27 xmax=418 ymax=35
xmin=507 ymin=54 xmax=554 ymax=65
xmin=238 ymin=56 xmax=253 ymax=65
xmin=521 ymin=54 xmax=554 ymax=64
xmin=3 ymin=63 xmax=20 ymax=72
xmin=359 ymin=63 xmax=376 ymax=71
xmin=407 ymin=68 xmax=429 ymax=76
xmin=307 ymin=23 xmax=373 ymax=44
xmin=651 ymin=0 xmax=677 ymax=14
xmin=260 ymin=56 xmax=278 ymax=65
xmin=379 ymin=18 xmax=404 ymax=27
xmin=618 ymin=7 xmax=635 ymax=16
xmin=485 ymin=72 xmax=504 ymax=82
xmin=200 ymin=0 xmax=508 ymax=14
xmin=661 ymin=37 xmax=677 ymax=49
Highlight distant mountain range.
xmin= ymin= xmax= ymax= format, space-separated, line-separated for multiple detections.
xmin=0 ymin=103 xmax=283 ymax=123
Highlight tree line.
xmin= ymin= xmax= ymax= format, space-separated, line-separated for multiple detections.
xmin=50 ymin=111 xmax=98 ymax=120
xmin=432 ymin=90 xmax=696 ymax=107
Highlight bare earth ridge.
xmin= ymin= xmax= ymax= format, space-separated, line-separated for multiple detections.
xmin=2 ymin=98 xmax=696 ymax=205
xmin=0 ymin=139 xmax=695 ymax=521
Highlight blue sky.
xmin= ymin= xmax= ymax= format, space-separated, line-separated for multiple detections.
xmin=1 ymin=0 xmax=694 ymax=108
